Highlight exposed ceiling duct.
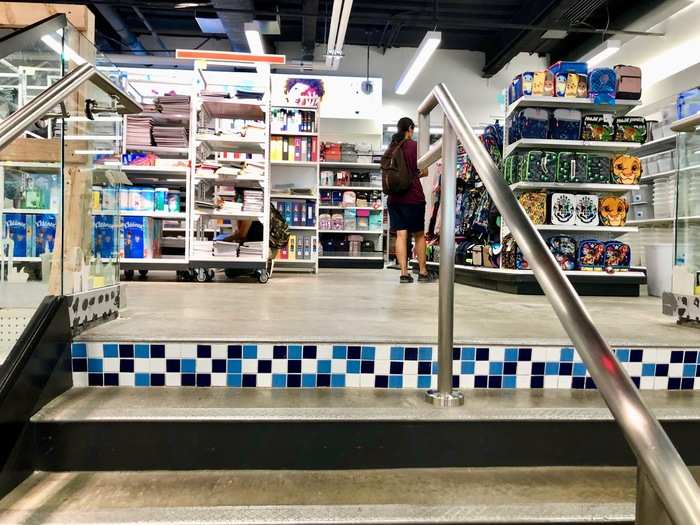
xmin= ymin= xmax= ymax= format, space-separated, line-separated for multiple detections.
xmin=211 ymin=0 xmax=254 ymax=52
xmin=94 ymin=4 xmax=148 ymax=56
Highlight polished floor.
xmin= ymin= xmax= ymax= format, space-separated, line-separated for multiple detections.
xmin=77 ymin=269 xmax=699 ymax=347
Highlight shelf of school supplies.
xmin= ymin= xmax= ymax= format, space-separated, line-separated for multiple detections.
xmin=320 ymin=162 xmax=380 ymax=169
xmin=275 ymin=258 xmax=317 ymax=264
xmin=510 ymin=182 xmax=638 ymax=193
xmin=271 ymin=104 xmax=318 ymax=111
xmin=125 ymin=145 xmax=189 ymax=156
xmin=270 ymin=193 xmax=317 ymax=200
xmin=504 ymin=96 xmax=641 ymax=119
xmin=318 ymin=229 xmax=383 ymax=235
xmin=196 ymin=134 xmax=266 ymax=154
xmin=504 ymin=138 xmax=641 ymax=157
xmin=195 ymin=173 xmax=265 ymax=185
xmin=286 ymin=225 xmax=317 ymax=231
xmin=271 ymin=131 xmax=318 ymax=137
xmin=139 ymin=112 xmax=191 ymax=124
xmin=527 ymin=224 xmax=638 ymax=233
xmin=641 ymin=165 xmax=700 ymax=182
xmin=270 ymin=161 xmax=318 ymax=167
xmin=200 ymin=98 xmax=265 ymax=121
xmin=634 ymin=135 xmax=677 ymax=158
xmin=319 ymin=205 xmax=383 ymax=211
xmin=194 ymin=209 xmax=264 ymax=220
xmin=2 ymin=208 xmax=58 ymax=214
xmin=319 ymin=185 xmax=382 ymax=191
xmin=121 ymin=165 xmax=189 ymax=178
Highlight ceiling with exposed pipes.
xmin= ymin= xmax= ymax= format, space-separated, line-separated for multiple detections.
xmin=49 ymin=0 xmax=672 ymax=76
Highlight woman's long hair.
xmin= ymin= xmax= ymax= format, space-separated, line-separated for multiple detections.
xmin=391 ymin=117 xmax=415 ymax=145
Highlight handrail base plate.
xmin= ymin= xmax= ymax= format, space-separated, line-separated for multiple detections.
xmin=425 ymin=389 xmax=465 ymax=407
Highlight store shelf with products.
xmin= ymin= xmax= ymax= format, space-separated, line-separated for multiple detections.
xmin=320 ymin=162 xmax=381 ymax=169
xmin=196 ymin=134 xmax=266 ymax=154
xmin=504 ymin=96 xmax=641 ymax=118
xmin=635 ymin=135 xmax=677 ymax=158
xmin=510 ymin=182 xmax=638 ymax=193
xmin=319 ymin=229 xmax=383 ymax=235
xmin=319 ymin=185 xmax=382 ymax=191
xmin=504 ymin=138 xmax=640 ymax=157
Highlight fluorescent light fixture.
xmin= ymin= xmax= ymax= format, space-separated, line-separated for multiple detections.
xmin=244 ymin=22 xmax=265 ymax=55
xmin=41 ymin=33 xmax=87 ymax=66
xmin=582 ymin=39 xmax=621 ymax=67
xmin=74 ymin=149 xmax=115 ymax=155
xmin=542 ymin=29 xmax=568 ymax=39
xmin=395 ymin=31 xmax=441 ymax=95
xmin=195 ymin=17 xmax=226 ymax=34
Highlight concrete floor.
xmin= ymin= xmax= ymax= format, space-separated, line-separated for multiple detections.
xmin=78 ymin=269 xmax=699 ymax=347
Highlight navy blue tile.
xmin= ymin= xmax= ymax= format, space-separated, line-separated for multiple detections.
xmin=151 ymin=345 xmax=165 ymax=358
xmin=452 ymin=347 xmax=460 ymax=360
xmin=696 ymin=366 xmax=700 ymax=378
xmin=503 ymin=362 xmax=517 ymax=375
xmin=684 ymin=351 xmax=698 ymax=364
xmin=104 ymin=373 xmax=119 ymax=386
xmin=629 ymin=349 xmax=643 ymax=362
xmin=288 ymin=360 xmax=301 ymax=373
xmin=488 ymin=376 xmax=502 ymax=388
xmin=120 ymin=359 xmax=134 ymax=373
xmin=518 ymin=348 xmax=532 ymax=361
xmin=257 ymin=360 xmax=271 ymax=373
xmin=242 ymin=374 xmax=257 ymax=387
xmin=572 ymin=377 xmax=586 ymax=389
xmin=151 ymin=374 xmax=165 ymax=386
xmin=228 ymin=345 xmax=242 ymax=358
xmin=375 ymin=375 xmax=389 ymax=388
xmin=347 ymin=346 xmax=361 ymax=359
xmin=197 ymin=345 xmax=211 ymax=358
xmin=532 ymin=362 xmax=545 ymax=375
xmin=671 ymin=351 xmax=684 ymax=363
xmin=390 ymin=361 xmax=403 ymax=374
xmin=88 ymin=373 xmax=103 ymax=386
xmin=559 ymin=362 xmax=573 ymax=376
xmin=655 ymin=364 xmax=669 ymax=377
xmin=212 ymin=359 xmax=226 ymax=373
xmin=361 ymin=360 xmax=375 ymax=373
xmin=585 ymin=377 xmax=597 ymax=389
xmin=681 ymin=378 xmax=695 ymax=390
xmin=631 ymin=377 xmax=641 ymax=388
xmin=418 ymin=362 xmax=431 ymax=375
xmin=317 ymin=374 xmax=331 ymax=387
xmin=72 ymin=358 xmax=87 ymax=372
xmin=303 ymin=345 xmax=317 ymax=359
xmin=668 ymin=378 xmax=681 ymax=390
xmin=166 ymin=359 xmax=180 ymax=373
xmin=181 ymin=374 xmax=196 ymax=386
xmin=196 ymin=374 xmax=211 ymax=387
xmin=476 ymin=348 xmax=489 ymax=361
xmin=405 ymin=347 xmax=418 ymax=361
xmin=530 ymin=376 xmax=544 ymax=389
xmin=118 ymin=344 xmax=134 ymax=358
xmin=287 ymin=374 xmax=301 ymax=388
xmin=475 ymin=376 xmax=488 ymax=388
xmin=452 ymin=375 xmax=459 ymax=388
xmin=273 ymin=345 xmax=287 ymax=359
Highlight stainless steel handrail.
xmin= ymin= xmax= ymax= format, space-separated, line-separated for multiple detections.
xmin=417 ymin=83 xmax=700 ymax=524
xmin=0 ymin=62 xmax=142 ymax=152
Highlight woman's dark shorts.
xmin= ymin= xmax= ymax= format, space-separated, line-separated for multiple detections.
xmin=388 ymin=203 xmax=426 ymax=233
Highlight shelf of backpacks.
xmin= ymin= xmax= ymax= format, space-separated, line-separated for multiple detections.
xmin=510 ymin=182 xmax=638 ymax=193
xmin=505 ymin=96 xmax=641 ymax=119
xmin=504 ymin=138 xmax=640 ymax=158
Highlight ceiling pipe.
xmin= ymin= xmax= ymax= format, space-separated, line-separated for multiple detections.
xmin=94 ymin=4 xmax=148 ymax=56
xmin=211 ymin=0 xmax=254 ymax=52
xmin=132 ymin=6 xmax=171 ymax=56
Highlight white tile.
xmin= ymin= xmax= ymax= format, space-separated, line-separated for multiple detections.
xmin=516 ymin=376 xmax=531 ymax=389
xmin=475 ymin=361 xmax=489 ymax=375
xmin=654 ymin=377 xmax=669 ymax=390
xmin=669 ymin=363 xmax=683 ymax=378
xmin=134 ymin=359 xmax=150 ymax=373
xmin=459 ymin=375 xmax=474 ymax=389
xmin=403 ymin=375 xmax=418 ymax=388
xmin=360 ymin=374 xmax=376 ymax=387
xmin=119 ymin=373 xmax=135 ymax=387
xmin=87 ymin=343 xmax=104 ymax=358
xmin=345 ymin=374 xmax=361 ymax=387
xmin=316 ymin=345 xmax=332 ymax=360
xmin=374 ymin=345 xmax=390 ymax=361
xmin=516 ymin=362 xmax=532 ymax=376
xmin=150 ymin=359 xmax=166 ymax=373
xmin=211 ymin=373 xmax=227 ymax=387
xmin=531 ymin=347 xmax=547 ymax=361
xmin=546 ymin=347 xmax=561 ymax=361
xmin=573 ymin=350 xmax=584 ymax=363
xmin=558 ymin=376 xmax=572 ymax=389
xmin=242 ymin=359 xmax=257 ymax=374
xmin=626 ymin=362 xmax=642 ymax=376
xmin=180 ymin=344 xmax=197 ymax=359
xmin=429 ymin=376 xmax=437 ymax=390
xmin=271 ymin=359 xmax=287 ymax=373
xmin=257 ymin=344 xmax=273 ymax=359
xmin=331 ymin=360 xmax=346 ymax=373
xmin=103 ymin=358 xmax=119 ymax=373
xmin=72 ymin=373 xmax=88 ymax=387
xmin=641 ymin=348 xmax=658 ymax=363
xmin=374 ymin=360 xmax=390 ymax=375
xmin=257 ymin=374 xmax=272 ymax=387
xmin=211 ymin=344 xmax=228 ymax=359
xmin=196 ymin=359 xmax=212 ymax=373
xmin=403 ymin=361 xmax=418 ymax=375
xmin=490 ymin=347 xmax=505 ymax=361
xmin=164 ymin=344 xmax=181 ymax=359
xmin=640 ymin=377 xmax=655 ymax=390
xmin=165 ymin=373 xmax=180 ymax=387
xmin=301 ymin=359 xmax=316 ymax=373
xmin=544 ymin=376 xmax=558 ymax=389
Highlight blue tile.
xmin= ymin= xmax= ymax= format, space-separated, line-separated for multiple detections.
xmin=461 ymin=347 xmax=475 ymax=361
xmin=502 ymin=375 xmax=516 ymax=389
xmin=461 ymin=361 xmax=475 ymax=375
xmin=616 ymin=349 xmax=630 ymax=362
xmin=288 ymin=345 xmax=302 ymax=359
xmin=655 ymin=364 xmax=669 ymax=377
xmin=573 ymin=363 xmax=587 ymax=376
xmin=150 ymin=345 xmax=165 ymax=358
xmin=560 ymin=348 xmax=574 ymax=362
xmin=504 ymin=348 xmax=518 ymax=362
xmin=87 ymin=358 xmax=103 ymax=373
xmin=361 ymin=346 xmax=376 ymax=360
xmin=432 ymin=361 xmax=439 ymax=374
xmin=683 ymin=364 xmax=696 ymax=378
xmin=103 ymin=344 xmax=118 ymax=358
xmin=518 ymin=348 xmax=532 ymax=361
xmin=72 ymin=343 xmax=87 ymax=358
xmin=72 ymin=358 xmax=87 ymax=372
xmin=317 ymin=374 xmax=331 ymax=387
xmin=135 ymin=373 xmax=149 ymax=387
xmin=333 ymin=345 xmax=347 ymax=359
xmin=135 ymin=344 xmax=150 ymax=359
xmin=389 ymin=376 xmax=403 ymax=388
xmin=227 ymin=359 xmax=241 ymax=374
xmin=273 ymin=345 xmax=287 ymax=359
xmin=545 ymin=362 xmax=559 ymax=375
xmin=642 ymin=363 xmax=655 ymax=377
xmin=476 ymin=348 xmax=489 ymax=361
xmin=417 ymin=375 xmax=431 ymax=389
xmin=181 ymin=359 xmax=196 ymax=373
xmin=317 ymin=360 xmax=331 ymax=374
xmin=302 ymin=374 xmax=316 ymax=388
xmin=243 ymin=345 xmax=257 ymax=359
xmin=150 ymin=374 xmax=165 ymax=386
xmin=197 ymin=345 xmax=211 ymax=358
xmin=489 ymin=362 xmax=503 ymax=375
xmin=418 ymin=347 xmax=432 ymax=361
xmin=331 ymin=374 xmax=346 ymax=388
xmin=347 ymin=360 xmax=361 ymax=374
xmin=272 ymin=374 xmax=286 ymax=388
xmin=303 ymin=345 xmax=317 ymax=359
xmin=390 ymin=346 xmax=403 ymax=361
xmin=227 ymin=374 xmax=242 ymax=387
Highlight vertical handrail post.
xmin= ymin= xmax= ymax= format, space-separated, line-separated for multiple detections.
xmin=425 ymin=117 xmax=463 ymax=407
xmin=636 ymin=466 xmax=673 ymax=525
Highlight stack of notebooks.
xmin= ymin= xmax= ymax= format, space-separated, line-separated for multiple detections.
xmin=155 ymin=95 xmax=190 ymax=115
xmin=213 ymin=240 xmax=238 ymax=257
xmin=125 ymin=115 xmax=153 ymax=148
xmin=239 ymin=241 xmax=263 ymax=258
xmin=152 ymin=126 xmax=188 ymax=148
xmin=243 ymin=190 xmax=264 ymax=213
xmin=236 ymin=88 xmax=264 ymax=100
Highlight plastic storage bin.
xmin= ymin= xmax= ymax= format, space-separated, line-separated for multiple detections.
xmin=630 ymin=203 xmax=653 ymax=221
xmin=631 ymin=185 xmax=652 ymax=204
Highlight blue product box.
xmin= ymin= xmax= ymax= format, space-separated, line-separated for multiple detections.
xmin=122 ymin=216 xmax=146 ymax=259
xmin=3 ymin=213 xmax=29 ymax=257
xmin=548 ymin=61 xmax=588 ymax=77
xmin=93 ymin=214 xmax=116 ymax=259
xmin=33 ymin=213 xmax=56 ymax=256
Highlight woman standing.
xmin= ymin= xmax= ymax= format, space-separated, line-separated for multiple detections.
xmin=387 ymin=117 xmax=431 ymax=283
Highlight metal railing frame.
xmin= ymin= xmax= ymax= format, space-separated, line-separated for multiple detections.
xmin=417 ymin=82 xmax=700 ymax=524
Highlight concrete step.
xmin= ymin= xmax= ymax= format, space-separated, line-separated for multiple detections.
xmin=0 ymin=467 xmax=649 ymax=524
xmin=31 ymin=388 xmax=700 ymax=470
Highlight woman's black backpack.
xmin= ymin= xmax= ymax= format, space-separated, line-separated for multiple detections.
xmin=381 ymin=139 xmax=412 ymax=195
